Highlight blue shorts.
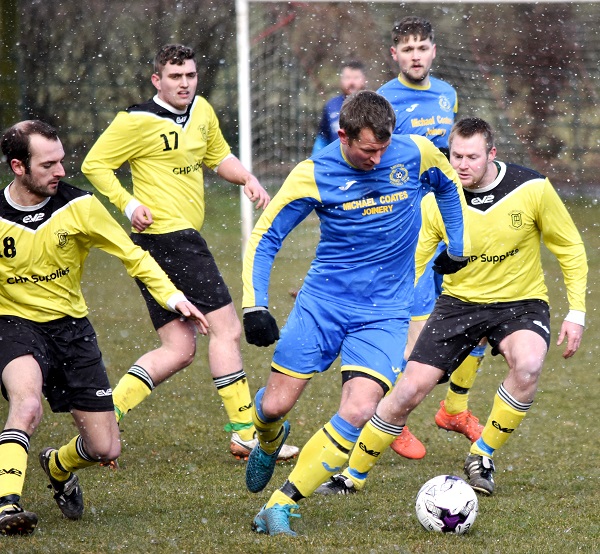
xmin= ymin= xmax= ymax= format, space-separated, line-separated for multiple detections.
xmin=272 ymin=291 xmax=409 ymax=393
xmin=411 ymin=242 xmax=445 ymax=320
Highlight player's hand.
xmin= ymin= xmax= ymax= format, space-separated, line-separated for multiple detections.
xmin=243 ymin=175 xmax=271 ymax=210
xmin=131 ymin=205 xmax=154 ymax=232
xmin=556 ymin=320 xmax=584 ymax=359
xmin=243 ymin=307 xmax=279 ymax=346
xmin=175 ymin=301 xmax=209 ymax=335
xmin=432 ymin=248 xmax=469 ymax=275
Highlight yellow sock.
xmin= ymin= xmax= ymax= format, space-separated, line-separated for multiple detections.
xmin=345 ymin=416 xmax=398 ymax=488
xmin=285 ymin=423 xmax=353 ymax=498
xmin=445 ymin=353 xmax=484 ymax=414
xmin=266 ymin=489 xmax=298 ymax=509
xmin=471 ymin=385 xmax=528 ymax=456
xmin=252 ymin=407 xmax=286 ymax=455
xmin=112 ymin=369 xmax=153 ymax=422
xmin=0 ymin=431 xmax=29 ymax=499
xmin=216 ymin=371 xmax=255 ymax=441
xmin=56 ymin=436 xmax=97 ymax=475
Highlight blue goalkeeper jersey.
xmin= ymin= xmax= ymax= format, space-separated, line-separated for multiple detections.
xmin=378 ymin=75 xmax=457 ymax=149
xmin=243 ymin=133 xmax=469 ymax=311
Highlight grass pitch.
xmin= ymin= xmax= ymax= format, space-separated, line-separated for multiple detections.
xmin=1 ymin=185 xmax=598 ymax=553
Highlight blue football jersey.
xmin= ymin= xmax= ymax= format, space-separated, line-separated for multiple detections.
xmin=378 ymin=75 xmax=458 ymax=149
xmin=243 ymin=133 xmax=469 ymax=311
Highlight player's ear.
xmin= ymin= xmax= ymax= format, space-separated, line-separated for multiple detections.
xmin=338 ymin=129 xmax=349 ymax=145
xmin=151 ymin=73 xmax=161 ymax=91
xmin=10 ymin=158 xmax=26 ymax=176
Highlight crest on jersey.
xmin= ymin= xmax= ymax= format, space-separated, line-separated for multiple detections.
xmin=439 ymin=95 xmax=452 ymax=112
xmin=390 ymin=164 xmax=409 ymax=186
xmin=198 ymin=124 xmax=208 ymax=142
xmin=509 ymin=211 xmax=523 ymax=229
xmin=55 ymin=229 xmax=69 ymax=248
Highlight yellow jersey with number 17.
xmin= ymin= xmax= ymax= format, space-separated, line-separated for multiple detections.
xmin=82 ymin=96 xmax=231 ymax=234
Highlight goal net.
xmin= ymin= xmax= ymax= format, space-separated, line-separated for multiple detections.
xmin=234 ymin=0 xmax=599 ymax=249
xmin=239 ymin=1 xmax=599 ymax=192
xmin=231 ymin=0 xmax=600 ymax=288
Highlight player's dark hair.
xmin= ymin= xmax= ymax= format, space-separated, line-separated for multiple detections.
xmin=449 ymin=117 xmax=496 ymax=154
xmin=154 ymin=44 xmax=196 ymax=75
xmin=392 ymin=16 xmax=435 ymax=44
xmin=339 ymin=90 xmax=395 ymax=142
xmin=1 ymin=120 xmax=59 ymax=172
xmin=341 ymin=60 xmax=366 ymax=73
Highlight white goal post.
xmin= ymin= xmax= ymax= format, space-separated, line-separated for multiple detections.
xmin=235 ymin=0 xmax=597 ymax=253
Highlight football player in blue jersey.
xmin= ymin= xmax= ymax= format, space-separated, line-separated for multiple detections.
xmin=241 ymin=90 xmax=471 ymax=536
xmin=377 ymin=16 xmax=485 ymax=460
xmin=379 ymin=16 xmax=457 ymax=156
xmin=311 ymin=60 xmax=368 ymax=155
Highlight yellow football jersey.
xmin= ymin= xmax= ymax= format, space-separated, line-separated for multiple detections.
xmin=0 ymin=181 xmax=183 ymax=322
xmin=82 ymin=96 xmax=231 ymax=234
xmin=416 ymin=162 xmax=587 ymax=311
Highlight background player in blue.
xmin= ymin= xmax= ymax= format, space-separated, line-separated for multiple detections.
xmin=240 ymin=91 xmax=470 ymax=536
xmin=378 ymin=16 xmax=456 ymax=155
xmin=377 ymin=16 xmax=484 ymax=460
xmin=311 ymin=60 xmax=367 ymax=155
xmin=0 ymin=120 xmax=207 ymax=535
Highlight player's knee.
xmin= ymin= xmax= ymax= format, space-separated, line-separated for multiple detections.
xmin=212 ymin=318 xmax=242 ymax=345
xmin=342 ymin=404 xmax=377 ymax=428
xmin=177 ymin=349 xmax=196 ymax=369
xmin=207 ymin=303 xmax=242 ymax=343
xmin=163 ymin=341 xmax=196 ymax=369
xmin=87 ymin=436 xmax=121 ymax=462
xmin=259 ymin=395 xmax=290 ymax=420
xmin=103 ymin=440 xmax=121 ymax=462
xmin=11 ymin=395 xmax=43 ymax=430
xmin=338 ymin=391 xmax=381 ymax=427
xmin=512 ymin=362 xmax=543 ymax=389
xmin=510 ymin=349 xmax=544 ymax=382
xmin=394 ymin=372 xmax=417 ymax=397
xmin=229 ymin=315 xmax=242 ymax=342
xmin=391 ymin=379 xmax=425 ymax=413
xmin=258 ymin=387 xmax=296 ymax=420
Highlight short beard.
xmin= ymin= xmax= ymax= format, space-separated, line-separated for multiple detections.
xmin=22 ymin=173 xmax=58 ymax=198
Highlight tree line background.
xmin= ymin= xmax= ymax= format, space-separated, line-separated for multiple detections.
xmin=0 ymin=0 xmax=599 ymax=193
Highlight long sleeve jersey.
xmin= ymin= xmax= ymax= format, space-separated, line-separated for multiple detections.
xmin=243 ymin=134 xmax=470 ymax=311
xmin=415 ymin=162 xmax=587 ymax=311
xmin=82 ymin=95 xmax=231 ymax=234
xmin=0 ymin=181 xmax=184 ymax=322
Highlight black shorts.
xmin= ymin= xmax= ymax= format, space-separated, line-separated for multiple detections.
xmin=409 ymin=296 xmax=551 ymax=377
xmin=132 ymin=229 xmax=233 ymax=330
xmin=0 ymin=315 xmax=114 ymax=413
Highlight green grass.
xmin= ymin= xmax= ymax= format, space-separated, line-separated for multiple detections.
xmin=2 ymin=186 xmax=599 ymax=553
